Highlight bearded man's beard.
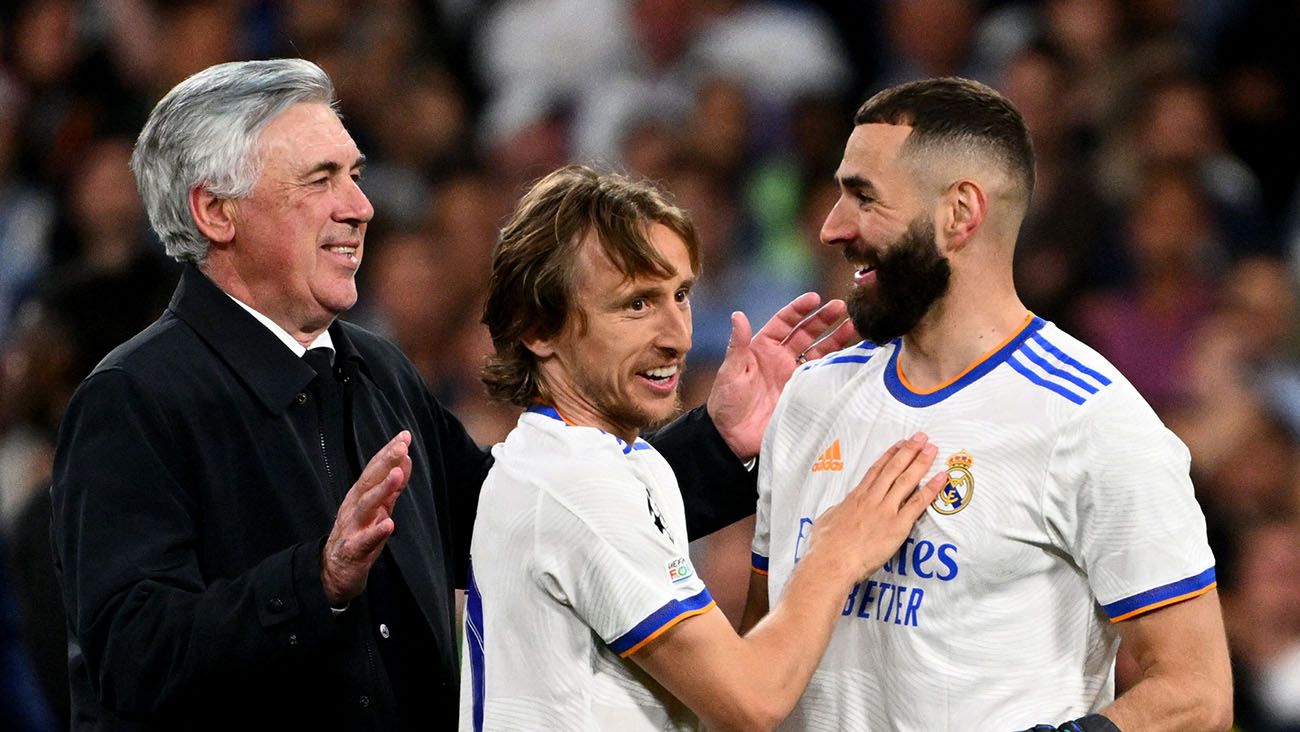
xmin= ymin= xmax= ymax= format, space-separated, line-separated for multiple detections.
xmin=846 ymin=218 xmax=952 ymax=344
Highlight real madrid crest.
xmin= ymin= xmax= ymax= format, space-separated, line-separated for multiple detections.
xmin=931 ymin=450 xmax=974 ymax=515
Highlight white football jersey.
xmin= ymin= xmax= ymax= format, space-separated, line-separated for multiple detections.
xmin=461 ymin=405 xmax=710 ymax=732
xmin=752 ymin=316 xmax=1216 ymax=731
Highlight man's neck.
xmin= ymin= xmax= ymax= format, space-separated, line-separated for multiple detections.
xmin=896 ymin=286 xmax=1030 ymax=393
xmin=200 ymin=261 xmax=330 ymax=348
xmin=550 ymin=401 xmax=639 ymax=446
xmin=225 ymin=292 xmax=336 ymax=356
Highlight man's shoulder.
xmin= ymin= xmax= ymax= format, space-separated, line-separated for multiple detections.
xmin=1014 ymin=320 xmax=1149 ymax=415
xmin=334 ymin=319 xmax=422 ymax=382
xmin=493 ymin=413 xmax=647 ymax=490
xmin=335 ymin=318 xmax=400 ymax=355
xmin=1028 ymin=321 xmax=1122 ymax=380
xmin=92 ymin=309 xmax=196 ymax=378
xmin=784 ymin=339 xmax=888 ymax=402
xmin=504 ymin=412 xmax=639 ymax=462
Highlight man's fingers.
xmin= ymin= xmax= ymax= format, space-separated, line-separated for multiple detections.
xmin=771 ymin=298 xmax=838 ymax=350
xmin=802 ymin=317 xmax=858 ymax=360
xmin=355 ymin=466 xmax=407 ymax=516
xmin=338 ymin=514 xmax=397 ymax=562
xmin=339 ymin=432 xmax=410 ymax=513
xmin=355 ymin=431 xmax=412 ymax=491
xmin=322 ymin=436 xmax=407 ymax=605
xmin=855 ymin=438 xmax=908 ymax=490
xmin=774 ymin=295 xmax=830 ymax=345
xmin=378 ymin=465 xmax=408 ymax=516
xmin=800 ymin=298 xmax=848 ymax=333
xmin=764 ymin=293 xmax=843 ymax=352
xmin=350 ymin=517 xmax=396 ymax=559
xmin=766 ymin=292 xmax=824 ymax=338
xmin=900 ymin=472 xmax=948 ymax=521
xmin=771 ymin=297 xmax=850 ymax=355
xmin=883 ymin=442 xmax=939 ymax=509
xmin=865 ymin=433 xmax=931 ymax=498
xmin=399 ymin=453 xmax=413 ymax=486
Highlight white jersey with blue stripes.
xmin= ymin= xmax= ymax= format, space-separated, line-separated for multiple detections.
xmin=752 ymin=316 xmax=1215 ymax=731
xmin=460 ymin=405 xmax=709 ymax=732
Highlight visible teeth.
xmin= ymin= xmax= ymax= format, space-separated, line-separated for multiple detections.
xmin=643 ymin=365 xmax=678 ymax=379
xmin=326 ymin=245 xmax=357 ymax=254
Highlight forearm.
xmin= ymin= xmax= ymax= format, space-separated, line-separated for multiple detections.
xmin=1102 ymin=592 xmax=1233 ymax=732
xmin=640 ymin=436 xmax=940 ymax=730
xmin=738 ymin=571 xmax=769 ymax=635
xmin=717 ymin=552 xmax=854 ymax=728
xmin=1101 ymin=669 xmax=1232 ymax=732
xmin=636 ymin=549 xmax=853 ymax=732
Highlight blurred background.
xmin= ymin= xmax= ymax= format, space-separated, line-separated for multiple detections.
xmin=0 ymin=0 xmax=1297 ymax=729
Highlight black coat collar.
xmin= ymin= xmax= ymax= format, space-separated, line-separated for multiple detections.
xmin=167 ymin=264 xmax=370 ymax=414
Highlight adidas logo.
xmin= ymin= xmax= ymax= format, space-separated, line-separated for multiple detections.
xmin=811 ymin=439 xmax=844 ymax=472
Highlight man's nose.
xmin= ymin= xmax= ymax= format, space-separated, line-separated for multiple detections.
xmin=336 ymin=177 xmax=375 ymax=225
xmin=657 ymin=303 xmax=692 ymax=353
xmin=820 ymin=197 xmax=854 ymax=248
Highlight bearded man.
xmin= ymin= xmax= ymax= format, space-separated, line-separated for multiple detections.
xmin=742 ymin=77 xmax=1232 ymax=732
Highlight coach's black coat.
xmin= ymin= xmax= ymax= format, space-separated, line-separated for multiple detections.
xmin=51 ymin=265 xmax=755 ymax=731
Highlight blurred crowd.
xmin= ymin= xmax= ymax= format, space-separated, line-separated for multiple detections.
xmin=0 ymin=0 xmax=1298 ymax=729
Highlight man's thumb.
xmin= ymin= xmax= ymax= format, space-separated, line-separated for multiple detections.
xmin=727 ymin=311 xmax=753 ymax=352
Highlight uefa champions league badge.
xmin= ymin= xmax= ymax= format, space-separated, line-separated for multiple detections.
xmin=666 ymin=556 xmax=694 ymax=584
xmin=931 ymin=450 xmax=974 ymax=515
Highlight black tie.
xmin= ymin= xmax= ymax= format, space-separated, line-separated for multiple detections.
xmin=303 ymin=347 xmax=334 ymax=379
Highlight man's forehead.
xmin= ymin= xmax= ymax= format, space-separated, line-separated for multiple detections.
xmin=839 ymin=123 xmax=913 ymax=174
xmin=575 ymin=228 xmax=693 ymax=293
xmin=259 ymin=102 xmax=360 ymax=164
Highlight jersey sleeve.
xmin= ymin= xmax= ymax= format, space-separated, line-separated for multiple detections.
xmin=532 ymin=478 xmax=714 ymax=657
xmin=1044 ymin=385 xmax=1216 ymax=622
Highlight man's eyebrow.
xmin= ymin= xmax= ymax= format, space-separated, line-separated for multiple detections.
xmin=621 ymin=273 xmax=696 ymax=300
xmin=836 ymin=174 xmax=875 ymax=193
xmin=301 ymin=154 xmax=367 ymax=177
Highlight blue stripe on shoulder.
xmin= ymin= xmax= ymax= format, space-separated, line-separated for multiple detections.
xmin=1030 ymin=333 xmax=1113 ymax=386
xmin=1006 ymin=355 xmax=1086 ymax=404
xmin=751 ymin=552 xmax=769 ymax=571
xmin=1006 ymin=331 xmax=1116 ymax=404
xmin=1018 ymin=345 xmax=1100 ymax=394
xmin=811 ymin=340 xmax=879 ymax=369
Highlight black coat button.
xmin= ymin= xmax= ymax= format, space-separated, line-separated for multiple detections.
xmin=268 ymin=598 xmax=285 ymax=612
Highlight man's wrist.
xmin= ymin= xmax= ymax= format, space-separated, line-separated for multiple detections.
xmin=1019 ymin=714 xmax=1120 ymax=732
